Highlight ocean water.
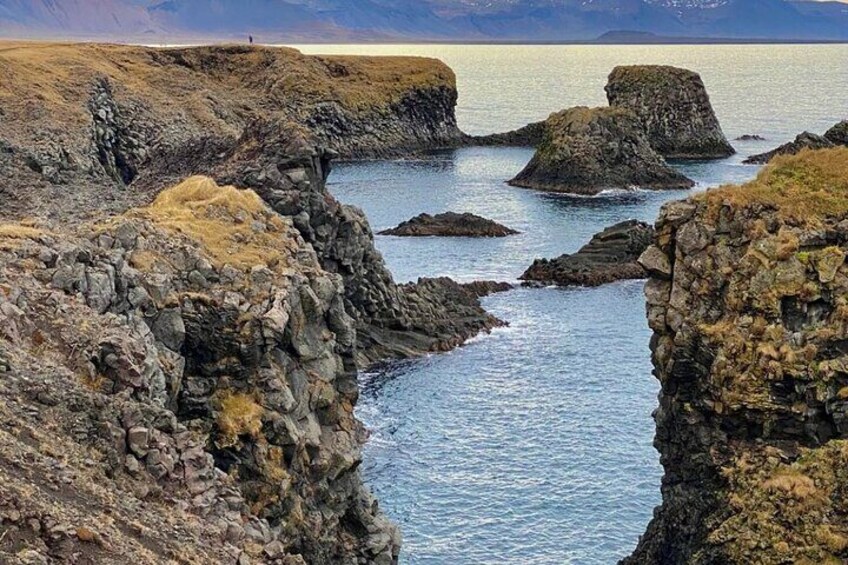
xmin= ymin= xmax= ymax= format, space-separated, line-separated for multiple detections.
xmin=293 ymin=44 xmax=848 ymax=564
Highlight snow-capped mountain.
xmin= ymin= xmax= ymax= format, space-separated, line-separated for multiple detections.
xmin=0 ymin=0 xmax=845 ymax=41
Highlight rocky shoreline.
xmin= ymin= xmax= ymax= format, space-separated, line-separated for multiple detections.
xmin=0 ymin=42 xmax=497 ymax=565
xmin=744 ymin=119 xmax=848 ymax=164
xmin=2 ymin=39 xmax=845 ymax=565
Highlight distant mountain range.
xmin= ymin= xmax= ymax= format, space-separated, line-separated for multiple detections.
xmin=0 ymin=0 xmax=846 ymax=42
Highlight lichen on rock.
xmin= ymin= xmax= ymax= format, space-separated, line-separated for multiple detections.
xmin=626 ymin=147 xmax=848 ymax=565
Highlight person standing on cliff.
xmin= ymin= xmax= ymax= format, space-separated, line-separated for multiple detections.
xmin=249 ymin=35 xmax=254 ymax=44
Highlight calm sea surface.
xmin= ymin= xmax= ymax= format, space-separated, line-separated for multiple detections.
xmin=293 ymin=44 xmax=848 ymax=565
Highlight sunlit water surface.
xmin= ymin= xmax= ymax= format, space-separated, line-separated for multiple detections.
xmin=292 ymin=43 xmax=848 ymax=564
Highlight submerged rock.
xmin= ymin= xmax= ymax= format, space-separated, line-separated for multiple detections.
xmin=379 ymin=212 xmax=519 ymax=237
xmin=509 ymin=106 xmax=694 ymax=195
xmin=735 ymin=134 xmax=766 ymax=141
xmin=521 ymin=220 xmax=654 ymax=287
xmin=626 ymin=148 xmax=848 ymax=564
xmin=606 ymin=65 xmax=735 ymax=160
xmin=744 ymin=131 xmax=835 ymax=164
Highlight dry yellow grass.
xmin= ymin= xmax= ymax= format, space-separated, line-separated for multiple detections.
xmin=0 ymin=224 xmax=45 ymax=239
xmin=129 ymin=176 xmax=290 ymax=270
xmin=0 ymin=41 xmax=455 ymax=128
xmin=215 ymin=390 xmax=264 ymax=448
xmin=702 ymin=148 xmax=848 ymax=222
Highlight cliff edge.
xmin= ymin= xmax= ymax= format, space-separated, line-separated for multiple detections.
xmin=0 ymin=42 xmax=497 ymax=564
xmin=628 ymin=147 xmax=848 ymax=564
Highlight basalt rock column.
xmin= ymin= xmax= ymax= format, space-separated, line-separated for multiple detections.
xmin=606 ymin=65 xmax=735 ymax=160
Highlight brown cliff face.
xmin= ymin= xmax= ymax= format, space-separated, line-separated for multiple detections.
xmin=0 ymin=41 xmax=496 ymax=365
xmin=627 ymin=148 xmax=848 ymax=564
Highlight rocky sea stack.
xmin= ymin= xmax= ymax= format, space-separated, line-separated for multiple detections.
xmin=509 ymin=107 xmax=694 ymax=195
xmin=379 ymin=212 xmax=518 ymax=237
xmin=606 ymin=65 xmax=735 ymax=160
xmin=627 ymin=148 xmax=848 ymax=564
xmin=521 ymin=219 xmax=654 ymax=287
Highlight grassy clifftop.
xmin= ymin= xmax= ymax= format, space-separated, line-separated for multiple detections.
xmin=0 ymin=42 xmax=455 ymax=120
xmin=702 ymin=147 xmax=848 ymax=222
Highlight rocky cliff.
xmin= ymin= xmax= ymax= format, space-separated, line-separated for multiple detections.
xmin=627 ymin=147 xmax=848 ymax=564
xmin=0 ymin=42 xmax=498 ymax=564
xmin=0 ymin=42 xmax=496 ymax=366
xmin=509 ymin=106 xmax=694 ymax=195
xmin=0 ymin=177 xmax=399 ymax=564
xmin=606 ymin=65 xmax=735 ymax=160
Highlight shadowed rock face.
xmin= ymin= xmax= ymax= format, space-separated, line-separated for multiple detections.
xmin=521 ymin=220 xmax=654 ymax=287
xmin=626 ymin=148 xmax=848 ymax=565
xmin=825 ymin=120 xmax=848 ymax=146
xmin=509 ymin=106 xmax=694 ymax=195
xmin=606 ymin=65 xmax=735 ymax=160
xmin=379 ymin=212 xmax=519 ymax=237
xmin=745 ymin=120 xmax=848 ymax=164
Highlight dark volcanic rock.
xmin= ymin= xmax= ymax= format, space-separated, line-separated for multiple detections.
xmin=379 ymin=212 xmax=519 ymax=237
xmin=461 ymin=280 xmax=515 ymax=297
xmin=469 ymin=121 xmax=547 ymax=147
xmin=606 ymin=65 xmax=735 ymax=160
xmin=743 ymin=131 xmax=835 ymax=164
xmin=735 ymin=134 xmax=766 ymax=141
xmin=825 ymin=119 xmax=848 ymax=145
xmin=509 ymin=107 xmax=694 ymax=195
xmin=520 ymin=220 xmax=654 ymax=287
xmin=0 ymin=43 xmax=502 ymax=565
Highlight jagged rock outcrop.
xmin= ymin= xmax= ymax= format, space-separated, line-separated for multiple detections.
xmin=460 ymin=281 xmax=514 ymax=298
xmin=0 ymin=43 xmax=498 ymax=367
xmin=626 ymin=148 xmax=848 ymax=564
xmin=521 ymin=220 xmax=654 ymax=287
xmin=606 ymin=65 xmax=735 ymax=160
xmin=509 ymin=107 xmax=694 ymax=195
xmin=745 ymin=120 xmax=848 ymax=164
xmin=469 ymin=121 xmax=547 ymax=147
xmin=744 ymin=131 xmax=835 ymax=164
xmin=0 ymin=42 xmax=500 ymax=564
xmin=0 ymin=177 xmax=399 ymax=564
xmin=378 ymin=212 xmax=519 ymax=237
xmin=825 ymin=120 xmax=848 ymax=146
